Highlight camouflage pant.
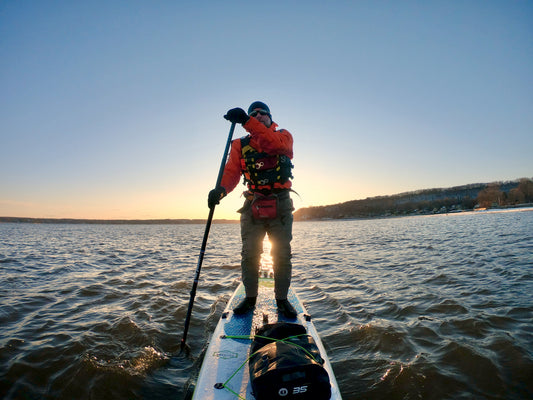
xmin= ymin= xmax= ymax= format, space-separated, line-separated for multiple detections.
xmin=239 ymin=191 xmax=294 ymax=299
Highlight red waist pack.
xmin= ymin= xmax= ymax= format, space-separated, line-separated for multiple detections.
xmin=252 ymin=195 xmax=277 ymax=219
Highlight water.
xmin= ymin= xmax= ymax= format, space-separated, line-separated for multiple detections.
xmin=1 ymin=210 xmax=532 ymax=399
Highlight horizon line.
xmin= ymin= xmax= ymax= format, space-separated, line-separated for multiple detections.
xmin=0 ymin=216 xmax=239 ymax=224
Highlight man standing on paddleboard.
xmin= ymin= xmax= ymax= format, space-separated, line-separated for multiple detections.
xmin=208 ymin=101 xmax=297 ymax=318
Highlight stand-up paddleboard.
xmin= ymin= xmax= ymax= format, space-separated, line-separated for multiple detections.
xmin=192 ymin=269 xmax=342 ymax=399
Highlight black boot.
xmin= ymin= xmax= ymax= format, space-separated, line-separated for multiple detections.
xmin=276 ymin=299 xmax=297 ymax=319
xmin=233 ymin=297 xmax=256 ymax=315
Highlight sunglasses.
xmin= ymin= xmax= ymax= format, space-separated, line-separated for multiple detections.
xmin=249 ymin=109 xmax=270 ymax=117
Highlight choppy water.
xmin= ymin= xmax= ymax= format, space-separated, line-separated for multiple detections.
xmin=1 ymin=209 xmax=532 ymax=399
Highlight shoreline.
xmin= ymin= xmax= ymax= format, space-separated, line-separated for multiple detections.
xmin=296 ymin=205 xmax=533 ymax=222
xmin=1 ymin=205 xmax=532 ymax=225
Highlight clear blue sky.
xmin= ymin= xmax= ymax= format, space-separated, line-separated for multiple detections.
xmin=1 ymin=1 xmax=532 ymax=220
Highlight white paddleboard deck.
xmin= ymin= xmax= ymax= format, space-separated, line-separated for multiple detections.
xmin=192 ymin=276 xmax=342 ymax=399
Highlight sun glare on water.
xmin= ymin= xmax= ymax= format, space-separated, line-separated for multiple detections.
xmin=260 ymin=236 xmax=274 ymax=277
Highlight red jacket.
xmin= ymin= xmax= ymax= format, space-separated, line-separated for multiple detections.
xmin=220 ymin=117 xmax=293 ymax=194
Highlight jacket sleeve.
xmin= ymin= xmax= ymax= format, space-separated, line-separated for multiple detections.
xmin=243 ymin=118 xmax=293 ymax=158
xmin=219 ymin=138 xmax=242 ymax=194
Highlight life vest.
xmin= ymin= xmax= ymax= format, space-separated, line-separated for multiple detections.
xmin=240 ymin=136 xmax=293 ymax=191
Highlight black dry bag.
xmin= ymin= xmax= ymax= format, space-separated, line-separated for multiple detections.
xmin=248 ymin=322 xmax=331 ymax=400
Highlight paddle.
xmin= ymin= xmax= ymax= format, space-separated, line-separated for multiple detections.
xmin=180 ymin=122 xmax=236 ymax=351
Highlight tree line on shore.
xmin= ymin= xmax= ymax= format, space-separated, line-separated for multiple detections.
xmin=294 ymin=178 xmax=533 ymax=221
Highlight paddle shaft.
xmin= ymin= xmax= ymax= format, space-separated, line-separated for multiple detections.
xmin=181 ymin=122 xmax=236 ymax=349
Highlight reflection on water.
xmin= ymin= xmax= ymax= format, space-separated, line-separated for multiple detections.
xmin=0 ymin=210 xmax=532 ymax=399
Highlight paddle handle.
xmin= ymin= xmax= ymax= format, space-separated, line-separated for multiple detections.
xmin=215 ymin=122 xmax=236 ymax=188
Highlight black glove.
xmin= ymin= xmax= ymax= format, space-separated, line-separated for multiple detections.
xmin=208 ymin=186 xmax=226 ymax=209
xmin=224 ymin=108 xmax=249 ymax=124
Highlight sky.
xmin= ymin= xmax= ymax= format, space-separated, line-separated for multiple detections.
xmin=1 ymin=1 xmax=532 ymax=220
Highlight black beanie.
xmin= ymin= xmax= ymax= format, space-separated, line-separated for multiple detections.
xmin=248 ymin=101 xmax=271 ymax=118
